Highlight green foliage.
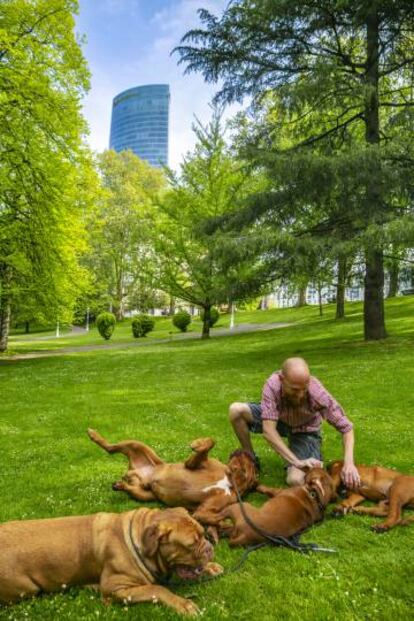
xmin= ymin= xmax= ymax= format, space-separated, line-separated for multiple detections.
xmin=0 ymin=0 xmax=97 ymax=351
xmin=200 ymin=306 xmax=219 ymax=327
xmin=131 ymin=314 xmax=155 ymax=338
xmin=96 ymin=312 xmax=116 ymax=340
xmin=176 ymin=1 xmax=414 ymax=340
xmin=152 ymin=109 xmax=267 ymax=338
xmin=172 ymin=310 xmax=191 ymax=332
xmin=85 ymin=150 xmax=165 ymax=321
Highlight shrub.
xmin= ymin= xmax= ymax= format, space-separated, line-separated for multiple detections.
xmin=172 ymin=310 xmax=191 ymax=332
xmin=200 ymin=307 xmax=220 ymax=327
xmin=132 ymin=314 xmax=155 ymax=338
xmin=96 ymin=312 xmax=116 ymax=340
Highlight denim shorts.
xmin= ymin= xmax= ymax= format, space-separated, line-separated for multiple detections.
xmin=247 ymin=402 xmax=322 ymax=463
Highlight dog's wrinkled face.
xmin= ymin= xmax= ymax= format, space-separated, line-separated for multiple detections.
xmin=227 ymin=450 xmax=258 ymax=493
xmin=305 ymin=468 xmax=337 ymax=504
xmin=142 ymin=508 xmax=213 ymax=579
xmin=326 ymin=460 xmax=345 ymax=493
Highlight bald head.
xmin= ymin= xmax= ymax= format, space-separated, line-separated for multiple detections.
xmin=281 ymin=358 xmax=310 ymax=383
xmin=281 ymin=358 xmax=310 ymax=405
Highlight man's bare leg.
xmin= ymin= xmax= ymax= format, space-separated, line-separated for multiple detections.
xmin=228 ymin=402 xmax=255 ymax=454
xmin=286 ymin=466 xmax=305 ymax=487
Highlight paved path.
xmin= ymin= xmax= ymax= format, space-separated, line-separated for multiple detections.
xmin=2 ymin=322 xmax=291 ymax=362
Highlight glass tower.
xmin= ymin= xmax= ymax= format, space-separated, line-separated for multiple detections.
xmin=109 ymin=84 xmax=170 ymax=168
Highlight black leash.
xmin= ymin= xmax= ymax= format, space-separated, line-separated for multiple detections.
xmin=231 ymin=478 xmax=337 ymax=555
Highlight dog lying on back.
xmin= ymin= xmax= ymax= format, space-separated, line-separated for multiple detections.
xmin=329 ymin=461 xmax=414 ymax=532
xmin=88 ymin=430 xmax=258 ymax=528
xmin=211 ymin=468 xmax=336 ymax=547
xmin=0 ymin=506 xmax=222 ymax=615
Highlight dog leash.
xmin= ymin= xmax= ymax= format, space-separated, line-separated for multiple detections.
xmin=231 ymin=479 xmax=337 ymax=554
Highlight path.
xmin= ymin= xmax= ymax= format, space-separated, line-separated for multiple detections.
xmin=1 ymin=322 xmax=291 ymax=362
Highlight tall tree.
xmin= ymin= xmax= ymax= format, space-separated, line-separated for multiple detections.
xmin=88 ymin=150 xmax=165 ymax=320
xmin=152 ymin=111 xmax=264 ymax=338
xmin=175 ymin=0 xmax=414 ymax=340
xmin=0 ymin=0 xmax=95 ymax=350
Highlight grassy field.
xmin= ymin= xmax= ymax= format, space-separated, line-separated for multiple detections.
xmin=1 ymin=297 xmax=413 ymax=620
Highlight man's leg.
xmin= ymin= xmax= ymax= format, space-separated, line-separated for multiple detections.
xmin=228 ymin=402 xmax=256 ymax=454
xmin=286 ymin=432 xmax=323 ymax=487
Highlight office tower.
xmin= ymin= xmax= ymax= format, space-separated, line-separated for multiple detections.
xmin=109 ymin=84 xmax=169 ymax=168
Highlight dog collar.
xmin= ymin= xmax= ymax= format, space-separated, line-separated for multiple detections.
xmin=128 ymin=511 xmax=162 ymax=583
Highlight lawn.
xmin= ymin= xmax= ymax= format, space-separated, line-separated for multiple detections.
xmin=0 ymin=297 xmax=413 ymax=620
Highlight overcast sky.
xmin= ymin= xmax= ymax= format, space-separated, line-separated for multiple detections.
xmin=76 ymin=0 xmax=239 ymax=169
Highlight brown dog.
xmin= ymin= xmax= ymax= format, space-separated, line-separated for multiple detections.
xmin=87 ymin=429 xmax=257 ymax=527
xmin=212 ymin=468 xmax=336 ymax=546
xmin=329 ymin=461 xmax=414 ymax=532
xmin=0 ymin=506 xmax=222 ymax=615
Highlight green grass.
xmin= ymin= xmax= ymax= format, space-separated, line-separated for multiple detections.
xmin=1 ymin=297 xmax=414 ymax=620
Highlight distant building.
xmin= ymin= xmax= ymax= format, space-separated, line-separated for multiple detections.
xmin=109 ymin=84 xmax=169 ymax=168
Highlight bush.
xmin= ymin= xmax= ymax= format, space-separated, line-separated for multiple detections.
xmin=172 ymin=310 xmax=191 ymax=332
xmin=132 ymin=314 xmax=155 ymax=338
xmin=96 ymin=312 xmax=116 ymax=340
xmin=200 ymin=307 xmax=220 ymax=327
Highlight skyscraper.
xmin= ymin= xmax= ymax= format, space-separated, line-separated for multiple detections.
xmin=109 ymin=84 xmax=170 ymax=168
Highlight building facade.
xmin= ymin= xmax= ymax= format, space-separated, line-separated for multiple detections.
xmin=109 ymin=84 xmax=169 ymax=168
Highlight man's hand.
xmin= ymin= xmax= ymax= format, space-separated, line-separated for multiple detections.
xmin=341 ymin=463 xmax=360 ymax=489
xmin=296 ymin=458 xmax=323 ymax=470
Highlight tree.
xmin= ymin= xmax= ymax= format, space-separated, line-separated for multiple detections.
xmin=175 ymin=0 xmax=414 ymax=340
xmin=152 ymin=110 xmax=264 ymax=338
xmin=0 ymin=0 xmax=95 ymax=351
xmin=88 ymin=150 xmax=165 ymax=320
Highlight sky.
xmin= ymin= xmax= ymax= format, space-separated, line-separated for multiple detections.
xmin=76 ymin=0 xmax=239 ymax=170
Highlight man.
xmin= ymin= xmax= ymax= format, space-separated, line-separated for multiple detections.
xmin=229 ymin=357 xmax=360 ymax=488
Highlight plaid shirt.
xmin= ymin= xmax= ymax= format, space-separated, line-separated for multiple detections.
xmin=261 ymin=371 xmax=353 ymax=434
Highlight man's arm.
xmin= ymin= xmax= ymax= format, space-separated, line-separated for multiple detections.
xmin=262 ymin=420 xmax=322 ymax=469
xmin=341 ymin=429 xmax=360 ymax=489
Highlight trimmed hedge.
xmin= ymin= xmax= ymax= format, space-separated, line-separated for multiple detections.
xmin=172 ymin=310 xmax=191 ymax=332
xmin=96 ymin=312 xmax=116 ymax=340
xmin=132 ymin=314 xmax=155 ymax=338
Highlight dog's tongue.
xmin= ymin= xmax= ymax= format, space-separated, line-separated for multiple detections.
xmin=174 ymin=565 xmax=203 ymax=580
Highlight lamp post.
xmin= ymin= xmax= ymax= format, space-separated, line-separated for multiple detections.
xmin=230 ymin=302 xmax=235 ymax=330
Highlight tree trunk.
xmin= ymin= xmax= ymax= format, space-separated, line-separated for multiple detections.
xmin=0 ymin=265 xmax=12 ymax=352
xmin=364 ymin=249 xmax=386 ymax=340
xmin=336 ymin=257 xmax=347 ymax=319
xmin=25 ymin=321 xmax=30 ymax=334
xmin=317 ymin=283 xmax=323 ymax=316
xmin=387 ymin=259 xmax=399 ymax=298
xmin=297 ymin=283 xmax=307 ymax=307
xmin=363 ymin=8 xmax=386 ymax=340
xmin=201 ymin=305 xmax=211 ymax=339
xmin=169 ymin=297 xmax=175 ymax=316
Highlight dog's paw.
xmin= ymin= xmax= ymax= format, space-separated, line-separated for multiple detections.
xmin=371 ymin=523 xmax=390 ymax=533
xmin=173 ymin=596 xmax=200 ymax=616
xmin=203 ymin=562 xmax=224 ymax=576
xmin=190 ymin=437 xmax=215 ymax=452
xmin=112 ymin=480 xmax=125 ymax=491
xmin=331 ymin=505 xmax=348 ymax=517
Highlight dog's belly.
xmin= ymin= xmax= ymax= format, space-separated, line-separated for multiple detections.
xmin=150 ymin=464 xmax=229 ymax=506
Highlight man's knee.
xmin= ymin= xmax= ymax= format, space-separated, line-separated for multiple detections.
xmin=286 ymin=467 xmax=305 ymax=487
xmin=229 ymin=402 xmax=249 ymax=425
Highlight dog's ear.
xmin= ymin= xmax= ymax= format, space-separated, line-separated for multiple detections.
xmin=142 ymin=523 xmax=172 ymax=557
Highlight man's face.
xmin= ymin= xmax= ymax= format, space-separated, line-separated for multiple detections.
xmin=281 ymin=375 xmax=309 ymax=405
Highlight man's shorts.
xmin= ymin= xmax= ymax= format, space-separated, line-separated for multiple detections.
xmin=247 ymin=402 xmax=322 ymax=464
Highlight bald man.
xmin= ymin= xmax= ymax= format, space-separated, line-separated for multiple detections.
xmin=229 ymin=357 xmax=360 ymax=489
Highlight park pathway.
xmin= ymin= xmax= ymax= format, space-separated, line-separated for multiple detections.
xmin=1 ymin=321 xmax=290 ymax=362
